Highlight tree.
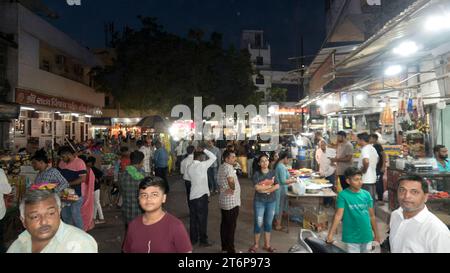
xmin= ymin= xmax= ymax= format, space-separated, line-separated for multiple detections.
xmin=94 ymin=17 xmax=257 ymax=115
xmin=270 ymin=87 xmax=288 ymax=103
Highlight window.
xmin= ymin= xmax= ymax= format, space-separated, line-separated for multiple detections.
xmin=27 ymin=120 xmax=32 ymax=136
xmin=255 ymin=33 xmax=262 ymax=48
xmin=41 ymin=60 xmax=51 ymax=72
xmin=65 ymin=121 xmax=71 ymax=136
xmin=255 ymin=75 xmax=265 ymax=85
xmin=56 ymin=55 xmax=66 ymax=65
xmin=73 ymin=64 xmax=83 ymax=77
xmin=256 ymin=56 xmax=264 ymax=66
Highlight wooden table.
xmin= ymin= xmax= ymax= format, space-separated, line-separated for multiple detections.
xmin=286 ymin=189 xmax=337 ymax=233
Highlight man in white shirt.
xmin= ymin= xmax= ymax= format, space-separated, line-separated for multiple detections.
xmin=318 ymin=140 xmax=336 ymax=179
xmin=180 ymin=145 xmax=195 ymax=209
xmin=0 ymin=168 xmax=12 ymax=253
xmin=7 ymin=190 xmax=97 ymax=253
xmin=137 ymin=139 xmax=153 ymax=176
xmin=318 ymin=140 xmax=336 ymax=207
xmin=186 ymin=145 xmax=217 ymax=247
xmin=357 ymin=132 xmax=379 ymax=204
xmin=176 ymin=139 xmax=187 ymax=172
xmin=390 ymin=175 xmax=450 ymax=253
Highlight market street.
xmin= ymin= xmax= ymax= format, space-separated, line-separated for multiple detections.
xmin=88 ymin=174 xmax=389 ymax=253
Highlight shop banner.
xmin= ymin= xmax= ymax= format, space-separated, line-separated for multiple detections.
xmin=15 ymin=88 xmax=100 ymax=115
xmin=91 ymin=117 xmax=112 ymax=126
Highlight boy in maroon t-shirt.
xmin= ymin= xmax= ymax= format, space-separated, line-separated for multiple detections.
xmin=122 ymin=177 xmax=192 ymax=253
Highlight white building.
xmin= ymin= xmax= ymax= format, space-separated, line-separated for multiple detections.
xmin=0 ymin=0 xmax=104 ymax=151
xmin=241 ymin=30 xmax=298 ymax=102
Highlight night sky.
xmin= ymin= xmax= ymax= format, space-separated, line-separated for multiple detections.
xmin=41 ymin=0 xmax=326 ymax=70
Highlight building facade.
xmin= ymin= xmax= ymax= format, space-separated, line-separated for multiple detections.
xmin=0 ymin=0 xmax=104 ymax=151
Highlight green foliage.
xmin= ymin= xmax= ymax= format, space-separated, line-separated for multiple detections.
xmin=270 ymin=87 xmax=287 ymax=103
xmin=94 ymin=17 xmax=257 ymax=114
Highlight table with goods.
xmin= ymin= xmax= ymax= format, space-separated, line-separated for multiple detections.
xmin=285 ymin=168 xmax=337 ymax=233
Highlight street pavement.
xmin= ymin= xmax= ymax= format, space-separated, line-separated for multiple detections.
xmin=89 ymin=174 xmax=389 ymax=253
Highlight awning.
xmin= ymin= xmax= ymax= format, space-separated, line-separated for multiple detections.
xmin=335 ymin=0 xmax=440 ymax=72
xmin=136 ymin=115 xmax=167 ymax=132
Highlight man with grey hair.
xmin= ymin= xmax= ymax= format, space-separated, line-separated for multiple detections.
xmin=7 ymin=190 xmax=98 ymax=253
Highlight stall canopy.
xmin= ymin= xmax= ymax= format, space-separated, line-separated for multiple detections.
xmin=136 ymin=115 xmax=167 ymax=132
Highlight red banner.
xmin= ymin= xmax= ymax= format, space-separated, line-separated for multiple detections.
xmin=15 ymin=88 xmax=99 ymax=115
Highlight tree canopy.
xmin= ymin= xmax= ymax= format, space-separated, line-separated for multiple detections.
xmin=94 ymin=17 xmax=259 ymax=115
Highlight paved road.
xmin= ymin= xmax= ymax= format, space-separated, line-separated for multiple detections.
xmin=89 ymin=174 xmax=388 ymax=253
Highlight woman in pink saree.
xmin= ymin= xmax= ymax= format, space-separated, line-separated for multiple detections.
xmin=80 ymin=156 xmax=95 ymax=231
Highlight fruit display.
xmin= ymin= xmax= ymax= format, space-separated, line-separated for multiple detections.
xmin=258 ymin=178 xmax=275 ymax=187
xmin=30 ymin=182 xmax=57 ymax=191
xmin=61 ymin=188 xmax=80 ymax=202
xmin=428 ymin=191 xmax=450 ymax=200
xmin=0 ymin=153 xmax=31 ymax=175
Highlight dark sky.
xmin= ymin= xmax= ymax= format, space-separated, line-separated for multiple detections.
xmin=41 ymin=0 xmax=325 ymax=71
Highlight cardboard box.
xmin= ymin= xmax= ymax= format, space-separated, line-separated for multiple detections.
xmin=304 ymin=209 xmax=328 ymax=224
xmin=303 ymin=219 xmax=328 ymax=232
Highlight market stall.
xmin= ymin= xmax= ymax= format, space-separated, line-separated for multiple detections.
xmin=284 ymin=168 xmax=337 ymax=233
xmin=0 ymin=153 xmax=30 ymax=245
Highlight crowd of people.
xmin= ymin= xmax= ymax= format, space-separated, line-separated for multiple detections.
xmin=0 ymin=131 xmax=449 ymax=253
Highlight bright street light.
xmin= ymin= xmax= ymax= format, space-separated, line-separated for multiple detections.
xmin=385 ymin=65 xmax=403 ymax=76
xmin=393 ymin=41 xmax=419 ymax=56
xmin=20 ymin=107 xmax=35 ymax=111
xmin=425 ymin=15 xmax=450 ymax=32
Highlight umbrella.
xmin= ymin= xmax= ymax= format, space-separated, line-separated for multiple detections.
xmin=136 ymin=115 xmax=167 ymax=132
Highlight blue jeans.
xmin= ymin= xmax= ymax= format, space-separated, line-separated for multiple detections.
xmin=254 ymin=201 xmax=276 ymax=234
xmin=207 ymin=167 xmax=218 ymax=192
xmin=61 ymin=196 xmax=84 ymax=230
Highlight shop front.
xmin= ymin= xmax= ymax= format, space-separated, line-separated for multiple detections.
xmin=11 ymin=88 xmax=101 ymax=152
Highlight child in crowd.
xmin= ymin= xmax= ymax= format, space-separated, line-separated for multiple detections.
xmin=326 ymin=167 xmax=380 ymax=253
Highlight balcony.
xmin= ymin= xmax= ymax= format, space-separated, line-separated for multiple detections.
xmin=18 ymin=63 xmax=104 ymax=107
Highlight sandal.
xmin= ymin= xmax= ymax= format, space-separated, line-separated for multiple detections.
xmin=248 ymin=245 xmax=258 ymax=253
xmin=263 ymin=246 xmax=277 ymax=253
xmin=274 ymin=225 xmax=284 ymax=231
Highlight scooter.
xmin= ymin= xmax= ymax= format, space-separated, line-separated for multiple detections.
xmin=288 ymin=229 xmax=347 ymax=253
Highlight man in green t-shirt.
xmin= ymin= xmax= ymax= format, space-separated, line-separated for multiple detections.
xmin=326 ymin=167 xmax=381 ymax=253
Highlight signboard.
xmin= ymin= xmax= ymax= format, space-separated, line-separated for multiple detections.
xmin=15 ymin=88 xmax=100 ymax=115
xmin=0 ymin=102 xmax=20 ymax=120
xmin=90 ymin=117 xmax=112 ymax=126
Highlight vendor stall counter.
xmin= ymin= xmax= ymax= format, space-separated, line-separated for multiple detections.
xmin=387 ymin=166 xmax=450 ymax=226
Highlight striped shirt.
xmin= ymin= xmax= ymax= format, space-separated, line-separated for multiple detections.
xmin=119 ymin=170 xmax=145 ymax=224
xmin=34 ymin=167 xmax=70 ymax=194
